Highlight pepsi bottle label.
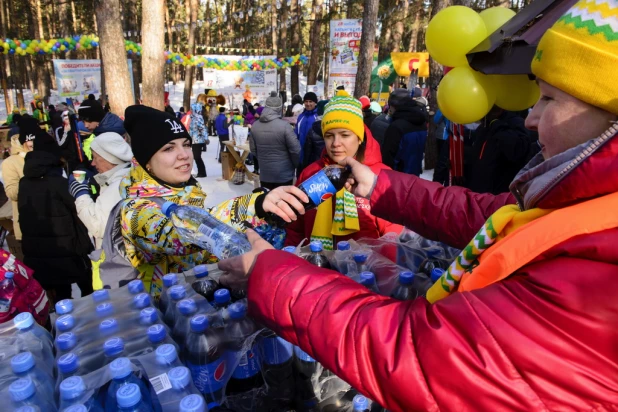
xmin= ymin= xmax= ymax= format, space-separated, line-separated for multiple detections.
xmin=299 ymin=170 xmax=337 ymax=206
xmin=231 ymin=345 xmax=261 ymax=379
xmin=294 ymin=346 xmax=315 ymax=362
xmin=186 ymin=358 xmax=227 ymax=394
xmin=262 ymin=336 xmax=293 ymax=365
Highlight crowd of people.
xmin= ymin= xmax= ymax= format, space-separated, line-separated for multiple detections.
xmin=0 ymin=2 xmax=616 ymax=409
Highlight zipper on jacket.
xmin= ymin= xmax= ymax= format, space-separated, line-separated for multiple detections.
xmin=525 ymin=124 xmax=618 ymax=209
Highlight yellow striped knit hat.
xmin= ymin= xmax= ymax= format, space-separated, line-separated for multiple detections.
xmin=532 ymin=0 xmax=618 ymax=114
xmin=322 ymin=91 xmax=365 ymax=141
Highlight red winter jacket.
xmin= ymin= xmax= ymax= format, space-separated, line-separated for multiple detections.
xmin=248 ymin=127 xmax=618 ymax=411
xmin=285 ymin=126 xmax=403 ymax=247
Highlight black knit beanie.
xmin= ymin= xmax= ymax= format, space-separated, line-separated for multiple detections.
xmin=77 ymin=100 xmax=105 ymax=122
xmin=18 ymin=117 xmax=45 ymax=145
xmin=303 ymin=92 xmax=318 ymax=104
xmin=124 ymin=105 xmax=191 ymax=168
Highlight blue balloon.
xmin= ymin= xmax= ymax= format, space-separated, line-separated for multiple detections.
xmin=8 ymin=49 xmax=14 ymax=54
xmin=127 ymin=50 xmax=133 ymax=54
xmin=167 ymin=59 xmax=172 ymax=64
xmin=136 ymin=52 xmax=140 ymax=56
xmin=73 ymin=35 xmax=80 ymax=41
xmin=38 ymin=50 xmax=45 ymax=54
xmin=175 ymin=55 xmax=181 ymax=60
xmin=91 ymin=41 xmax=98 ymax=47
xmin=63 ymin=41 xmax=69 ymax=47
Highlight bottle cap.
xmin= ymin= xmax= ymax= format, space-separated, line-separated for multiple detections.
xmin=282 ymin=246 xmax=296 ymax=253
xmin=168 ymin=366 xmax=191 ymax=390
xmin=161 ymin=201 xmax=178 ymax=218
xmin=147 ymin=324 xmax=167 ymax=343
xmin=214 ymin=288 xmax=230 ymax=305
xmin=309 ymin=240 xmax=323 ymax=253
xmin=92 ymin=289 xmax=110 ymax=302
xmin=9 ymin=377 xmax=35 ymax=402
xmin=96 ymin=302 xmax=114 ymax=317
xmin=64 ymin=405 xmax=88 ymax=412
xmin=399 ymin=271 xmax=414 ymax=285
xmin=155 ymin=343 xmax=178 ymax=365
xmin=128 ymin=279 xmax=145 ymax=295
xmin=140 ymin=307 xmax=158 ymax=325
xmin=16 ymin=406 xmax=43 ymax=412
xmin=180 ymin=394 xmax=206 ymax=412
xmin=426 ymin=247 xmax=441 ymax=257
xmin=190 ymin=314 xmax=209 ymax=332
xmin=177 ymin=298 xmax=197 ymax=315
xmin=228 ymin=302 xmax=247 ymax=320
xmin=353 ymin=394 xmax=369 ymax=411
xmin=57 ymin=353 xmax=79 ymax=374
xmin=163 ymin=273 xmax=178 ymax=288
xmin=4 ymin=271 xmax=13 ymax=279
xmin=116 ymin=383 xmax=142 ymax=408
xmin=359 ymin=271 xmax=376 ymax=286
xmin=193 ymin=264 xmax=208 ymax=278
xmin=56 ymin=314 xmax=75 ymax=332
xmin=55 ymin=299 xmax=73 ymax=315
xmin=337 ymin=241 xmax=351 ymax=251
xmin=56 ymin=332 xmax=78 ymax=352
xmin=353 ymin=253 xmax=368 ymax=263
xmin=109 ymin=357 xmax=132 ymax=379
xmin=133 ymin=293 xmax=151 ymax=309
xmin=169 ymin=285 xmax=186 ymax=301
xmin=59 ymin=375 xmax=86 ymax=400
xmin=104 ymin=337 xmax=125 ymax=357
xmin=11 ymin=351 xmax=35 ymax=373
xmin=99 ymin=318 xmax=119 ymax=336
xmin=13 ymin=312 xmax=34 ymax=330
xmin=431 ymin=268 xmax=445 ymax=283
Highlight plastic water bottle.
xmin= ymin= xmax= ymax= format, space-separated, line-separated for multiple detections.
xmin=56 ymin=332 xmax=78 ymax=356
xmin=353 ymin=395 xmax=370 ymax=411
xmin=282 ymin=246 xmax=297 ymax=254
xmin=115 ymin=383 xmax=153 ymax=412
xmin=11 ymin=352 xmax=54 ymax=400
xmin=104 ymin=337 xmax=126 ymax=363
xmin=133 ymin=293 xmax=151 ymax=311
xmin=305 ymin=241 xmax=331 ymax=269
xmin=294 ymin=345 xmax=319 ymax=411
xmin=167 ymin=366 xmax=194 ymax=400
xmin=353 ymin=253 xmax=369 ymax=274
xmin=179 ymin=394 xmax=206 ymax=412
xmin=159 ymin=274 xmax=179 ymax=314
xmin=9 ymin=377 xmax=57 ymax=411
xmin=106 ymin=358 xmax=152 ymax=412
xmin=100 ymin=318 xmax=120 ymax=338
xmin=191 ymin=265 xmax=221 ymax=302
xmin=173 ymin=299 xmax=198 ymax=350
xmin=206 ymin=402 xmax=236 ymax=411
xmin=163 ymin=285 xmax=186 ymax=328
xmin=0 ymin=271 xmax=16 ymax=314
xmin=154 ymin=343 xmax=180 ymax=369
xmin=260 ymin=330 xmax=294 ymax=408
xmin=139 ymin=308 xmax=160 ymax=326
xmin=13 ymin=313 xmax=54 ymax=372
xmin=92 ymin=289 xmax=111 ymax=303
xmin=60 ymin=376 xmax=104 ymax=411
xmin=64 ymin=405 xmax=89 ymax=412
xmin=55 ymin=299 xmax=74 ymax=315
xmin=13 ymin=312 xmax=52 ymax=342
xmin=127 ymin=280 xmax=145 ymax=296
xmin=213 ymin=289 xmax=231 ymax=327
xmin=225 ymin=302 xmax=263 ymax=401
xmin=431 ymin=268 xmax=445 ymax=284
xmin=147 ymin=324 xmax=170 ymax=349
xmin=418 ymin=248 xmax=448 ymax=275
xmin=57 ymin=353 xmax=82 ymax=382
xmin=337 ymin=241 xmax=350 ymax=251
xmin=56 ymin=314 xmax=76 ymax=333
xmin=162 ymin=201 xmax=252 ymax=260
xmin=184 ymin=314 xmax=226 ymax=403
xmin=390 ymin=271 xmax=418 ymax=301
xmin=359 ymin=271 xmax=380 ymax=294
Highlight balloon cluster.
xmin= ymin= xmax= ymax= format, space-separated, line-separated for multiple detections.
xmin=0 ymin=34 xmax=142 ymax=57
xmin=163 ymin=52 xmax=308 ymax=71
xmin=426 ymin=6 xmax=540 ymax=124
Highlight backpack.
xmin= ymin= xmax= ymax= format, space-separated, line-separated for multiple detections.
xmin=90 ymin=197 xmax=166 ymax=290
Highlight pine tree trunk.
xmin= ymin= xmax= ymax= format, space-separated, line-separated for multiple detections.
xmin=290 ymin=0 xmax=301 ymax=95
xmin=279 ymin=0 xmax=289 ymax=96
xmin=70 ymin=0 xmax=78 ymax=33
xmin=270 ymin=0 xmax=278 ymax=55
xmin=182 ymin=0 xmax=197 ymax=109
xmin=0 ymin=0 xmax=11 ymax=113
xmin=142 ymin=0 xmax=165 ymax=109
xmin=306 ymin=0 xmax=323 ymax=85
xmin=95 ymin=0 xmax=134 ymax=115
xmin=408 ymin=4 xmax=422 ymax=52
xmin=354 ymin=0 xmax=379 ymax=98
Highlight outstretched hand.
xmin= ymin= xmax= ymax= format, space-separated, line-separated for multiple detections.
xmin=262 ymin=185 xmax=308 ymax=223
xmin=339 ymin=157 xmax=378 ymax=199
xmin=218 ymin=229 xmax=274 ymax=291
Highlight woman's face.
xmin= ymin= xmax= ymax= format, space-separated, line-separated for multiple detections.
xmin=147 ymin=138 xmax=193 ymax=184
xmin=525 ymin=80 xmax=617 ymax=159
xmin=323 ymin=128 xmax=361 ymax=163
xmin=91 ymin=150 xmax=116 ymax=174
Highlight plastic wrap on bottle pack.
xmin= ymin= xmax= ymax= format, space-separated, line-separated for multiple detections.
xmin=395 ymin=229 xmax=460 ymax=272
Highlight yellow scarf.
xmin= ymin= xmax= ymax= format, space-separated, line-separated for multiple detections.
xmin=310 ymin=189 xmax=360 ymax=250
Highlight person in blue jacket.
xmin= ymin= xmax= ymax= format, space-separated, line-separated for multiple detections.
xmin=215 ymin=107 xmax=232 ymax=163
xmin=294 ymin=92 xmax=319 ymax=172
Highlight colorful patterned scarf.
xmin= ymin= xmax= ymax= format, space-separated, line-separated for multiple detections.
xmin=310 ymin=189 xmax=360 ymax=250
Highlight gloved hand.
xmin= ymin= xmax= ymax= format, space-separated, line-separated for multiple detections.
xmin=68 ymin=174 xmax=90 ymax=199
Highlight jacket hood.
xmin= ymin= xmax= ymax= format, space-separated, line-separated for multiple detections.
xmin=392 ymin=104 xmax=426 ymax=126
xmin=9 ymin=135 xmax=27 ymax=156
xmin=190 ymin=103 xmax=203 ymax=114
xmin=259 ymin=107 xmax=281 ymax=123
xmin=511 ymin=123 xmax=618 ymax=210
xmin=94 ymin=112 xmax=126 ymax=136
xmin=320 ymin=125 xmax=383 ymax=167
xmin=119 ymin=159 xmax=205 ymax=204
xmin=23 ymin=151 xmax=63 ymax=178
xmin=94 ymin=162 xmax=131 ymax=187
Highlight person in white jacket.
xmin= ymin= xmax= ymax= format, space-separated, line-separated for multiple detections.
xmin=69 ymin=132 xmax=133 ymax=249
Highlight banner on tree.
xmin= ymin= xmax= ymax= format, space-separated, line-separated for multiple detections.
xmin=203 ymin=68 xmax=278 ymax=106
xmin=53 ymin=59 xmax=133 ymax=99
xmin=329 ymin=19 xmax=362 ymax=95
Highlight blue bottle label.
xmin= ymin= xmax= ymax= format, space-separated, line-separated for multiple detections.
xmin=262 ymin=336 xmax=293 ymax=365
xmin=294 ymin=346 xmax=315 ymax=362
xmin=231 ymin=345 xmax=261 ymax=379
xmin=299 ymin=170 xmax=337 ymax=206
xmin=186 ymin=358 xmax=227 ymax=394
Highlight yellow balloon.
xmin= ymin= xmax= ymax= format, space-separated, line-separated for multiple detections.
xmin=480 ymin=7 xmax=516 ymax=36
xmin=492 ymin=75 xmax=540 ymax=111
xmin=426 ymin=6 xmax=487 ymax=67
xmin=437 ymin=67 xmax=496 ymax=124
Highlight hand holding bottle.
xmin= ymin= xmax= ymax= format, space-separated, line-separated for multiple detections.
xmin=339 ymin=157 xmax=378 ymax=199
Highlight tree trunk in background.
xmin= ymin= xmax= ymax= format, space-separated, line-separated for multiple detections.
xmin=306 ymin=0 xmax=323 ymax=85
xmin=25 ymin=59 xmax=35 ymax=95
xmin=324 ymin=20 xmax=330 ymax=97
xmin=128 ymin=0 xmax=141 ymax=103
xmin=0 ymin=0 xmax=11 ymax=113
xmin=70 ymin=0 xmax=78 ymax=33
xmin=164 ymin=0 xmax=174 ymax=85
xmin=182 ymin=0 xmax=197 ymax=109
xmin=290 ymin=0 xmax=300 ymax=95
xmin=279 ymin=0 xmax=289 ymax=97
xmin=270 ymin=0 xmax=278 ymax=56
xmin=95 ymin=0 xmax=134 ymax=115
xmin=142 ymin=0 xmax=165 ymax=110
xmin=408 ymin=3 xmax=422 ymax=52
xmin=29 ymin=0 xmax=50 ymax=104
xmin=388 ymin=0 xmax=407 ymax=53
xmin=354 ymin=0 xmax=379 ymax=98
